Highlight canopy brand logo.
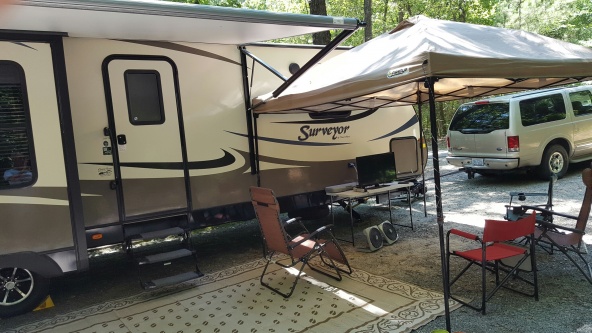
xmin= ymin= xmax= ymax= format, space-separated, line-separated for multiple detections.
xmin=387 ymin=67 xmax=408 ymax=78
xmin=298 ymin=125 xmax=350 ymax=141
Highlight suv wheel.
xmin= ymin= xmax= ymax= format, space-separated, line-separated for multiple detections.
xmin=537 ymin=144 xmax=568 ymax=179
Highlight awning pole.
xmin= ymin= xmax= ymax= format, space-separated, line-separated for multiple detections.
xmin=240 ymin=47 xmax=258 ymax=176
xmin=416 ymin=87 xmax=427 ymax=217
xmin=426 ymin=77 xmax=451 ymax=332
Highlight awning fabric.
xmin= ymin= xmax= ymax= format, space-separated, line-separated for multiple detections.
xmin=1 ymin=0 xmax=360 ymax=44
xmin=253 ymin=15 xmax=592 ymax=113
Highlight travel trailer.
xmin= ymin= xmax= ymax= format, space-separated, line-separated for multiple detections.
xmin=0 ymin=0 xmax=426 ymax=317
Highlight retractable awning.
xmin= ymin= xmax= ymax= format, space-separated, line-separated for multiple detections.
xmin=0 ymin=0 xmax=360 ymax=44
xmin=252 ymin=15 xmax=592 ymax=114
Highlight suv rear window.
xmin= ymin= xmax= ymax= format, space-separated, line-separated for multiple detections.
xmin=519 ymin=93 xmax=566 ymax=126
xmin=449 ymin=103 xmax=509 ymax=133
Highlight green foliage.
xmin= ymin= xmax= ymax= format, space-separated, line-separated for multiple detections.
xmin=493 ymin=0 xmax=591 ymax=46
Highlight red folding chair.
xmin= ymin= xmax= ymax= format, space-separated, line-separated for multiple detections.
xmin=446 ymin=212 xmax=538 ymax=314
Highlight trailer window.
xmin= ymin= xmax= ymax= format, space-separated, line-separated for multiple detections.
xmin=124 ymin=70 xmax=165 ymax=125
xmin=0 ymin=61 xmax=36 ymax=189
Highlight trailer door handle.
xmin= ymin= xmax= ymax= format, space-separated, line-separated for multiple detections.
xmin=110 ymin=180 xmax=117 ymax=190
xmin=117 ymin=134 xmax=127 ymax=145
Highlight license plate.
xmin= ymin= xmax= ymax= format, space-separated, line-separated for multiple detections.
xmin=471 ymin=158 xmax=484 ymax=166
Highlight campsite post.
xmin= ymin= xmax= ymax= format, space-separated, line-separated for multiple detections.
xmin=426 ymin=77 xmax=452 ymax=332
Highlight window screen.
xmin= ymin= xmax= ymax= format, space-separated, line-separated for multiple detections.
xmin=519 ymin=94 xmax=566 ymax=126
xmin=124 ymin=70 xmax=165 ymax=125
xmin=0 ymin=61 xmax=35 ymax=189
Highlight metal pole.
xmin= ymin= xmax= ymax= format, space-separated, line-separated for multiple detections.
xmin=426 ymin=77 xmax=451 ymax=332
xmin=416 ymin=88 xmax=428 ymax=217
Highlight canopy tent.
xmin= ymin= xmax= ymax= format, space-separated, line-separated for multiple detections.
xmin=253 ymin=15 xmax=592 ymax=113
xmin=252 ymin=15 xmax=592 ymax=332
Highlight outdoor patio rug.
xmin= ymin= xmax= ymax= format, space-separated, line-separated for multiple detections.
xmin=9 ymin=259 xmax=459 ymax=333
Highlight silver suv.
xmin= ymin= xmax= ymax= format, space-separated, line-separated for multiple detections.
xmin=446 ymin=85 xmax=592 ymax=179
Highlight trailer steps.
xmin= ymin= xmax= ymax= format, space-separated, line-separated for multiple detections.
xmin=125 ymin=224 xmax=203 ymax=290
xmin=142 ymin=271 xmax=202 ymax=289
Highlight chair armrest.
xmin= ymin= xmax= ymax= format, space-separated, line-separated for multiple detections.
xmin=307 ymin=225 xmax=334 ymax=239
xmin=520 ymin=205 xmax=577 ymax=220
xmin=448 ymin=228 xmax=480 ymax=241
xmin=509 ymin=192 xmax=547 ymax=197
xmin=283 ymin=216 xmax=311 ymax=239
xmin=284 ymin=217 xmax=302 ymax=225
xmin=536 ymin=220 xmax=585 ymax=234
xmin=288 ymin=225 xmax=338 ymax=250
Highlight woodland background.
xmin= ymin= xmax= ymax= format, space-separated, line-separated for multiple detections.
xmin=170 ymin=0 xmax=592 ymax=138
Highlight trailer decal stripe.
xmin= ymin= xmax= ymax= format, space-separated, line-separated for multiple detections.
xmin=226 ymin=131 xmax=350 ymax=146
xmin=273 ymin=108 xmax=377 ymax=124
xmin=122 ymin=40 xmax=241 ymax=66
xmin=0 ymin=195 xmax=69 ymax=206
xmin=11 ymin=42 xmax=38 ymax=50
xmin=83 ymin=149 xmax=235 ymax=170
xmin=369 ymin=116 xmax=418 ymax=141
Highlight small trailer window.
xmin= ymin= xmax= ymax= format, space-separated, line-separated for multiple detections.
xmin=124 ymin=70 xmax=165 ymax=125
xmin=0 ymin=61 xmax=35 ymax=189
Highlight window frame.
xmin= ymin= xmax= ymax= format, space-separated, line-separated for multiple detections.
xmin=569 ymin=90 xmax=592 ymax=117
xmin=123 ymin=69 xmax=166 ymax=126
xmin=0 ymin=60 xmax=37 ymax=190
xmin=519 ymin=93 xmax=566 ymax=127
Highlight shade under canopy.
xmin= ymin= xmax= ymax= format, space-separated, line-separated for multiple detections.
xmin=252 ymin=16 xmax=592 ymax=332
xmin=253 ymin=15 xmax=592 ymax=114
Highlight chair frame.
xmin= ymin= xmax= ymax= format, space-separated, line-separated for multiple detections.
xmin=516 ymin=164 xmax=592 ymax=284
xmin=446 ymin=212 xmax=539 ymax=314
xmin=505 ymin=174 xmax=556 ymax=222
xmin=250 ymin=186 xmax=352 ymax=298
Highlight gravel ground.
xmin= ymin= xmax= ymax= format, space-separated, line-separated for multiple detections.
xmin=1 ymin=145 xmax=591 ymax=333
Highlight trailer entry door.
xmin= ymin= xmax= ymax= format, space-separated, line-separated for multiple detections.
xmin=104 ymin=57 xmax=189 ymax=219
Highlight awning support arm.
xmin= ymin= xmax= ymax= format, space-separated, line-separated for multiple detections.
xmin=271 ymin=23 xmax=364 ymax=98
xmin=239 ymin=46 xmax=288 ymax=82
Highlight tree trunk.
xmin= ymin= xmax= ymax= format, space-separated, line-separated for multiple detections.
xmin=308 ymin=0 xmax=331 ymax=45
xmin=382 ymin=0 xmax=389 ymax=32
xmin=364 ymin=0 xmax=372 ymax=41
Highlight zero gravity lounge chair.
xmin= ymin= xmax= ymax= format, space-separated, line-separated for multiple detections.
xmin=250 ymin=186 xmax=352 ymax=298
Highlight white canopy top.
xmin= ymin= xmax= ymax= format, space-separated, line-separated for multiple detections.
xmin=253 ymin=15 xmax=592 ymax=113
xmin=0 ymin=0 xmax=360 ymax=44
